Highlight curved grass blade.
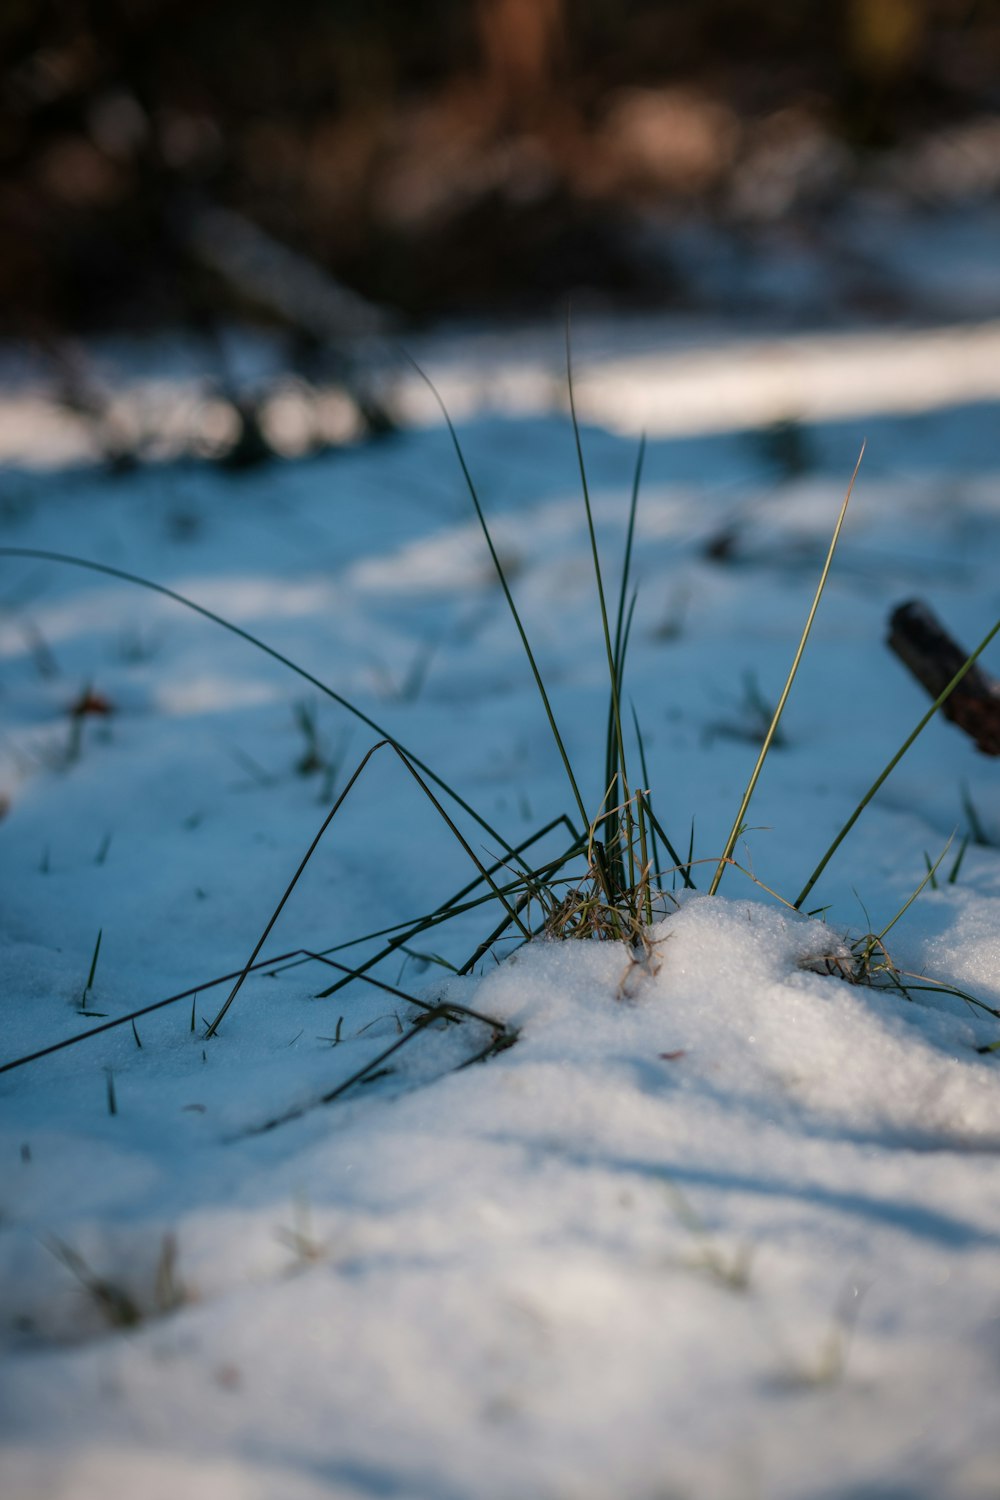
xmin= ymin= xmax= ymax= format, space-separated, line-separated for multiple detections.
xmin=313 ymin=837 xmax=582 ymax=997
xmin=0 ymin=546 xmax=518 ymax=861
xmin=243 ymin=993 xmax=518 ymax=1139
xmin=273 ymin=813 xmax=581 ymax=981
xmin=404 ymin=359 xmax=590 ymax=836
xmin=296 ymin=952 xmax=505 ymax=1029
xmin=205 ymin=739 xmax=532 ymax=1036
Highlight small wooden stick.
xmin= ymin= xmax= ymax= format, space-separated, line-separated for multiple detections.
xmin=888 ymin=600 xmax=1000 ymax=756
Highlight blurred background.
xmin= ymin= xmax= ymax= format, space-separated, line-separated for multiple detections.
xmin=4 ymin=0 xmax=1000 ymax=329
xmin=3 ymin=0 xmax=1000 ymax=462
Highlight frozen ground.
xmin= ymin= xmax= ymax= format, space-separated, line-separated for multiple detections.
xmin=1 ymin=305 xmax=1000 ymax=1499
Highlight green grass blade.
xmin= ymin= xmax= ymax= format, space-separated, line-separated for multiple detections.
xmin=404 ymin=359 xmax=590 ymax=834
xmin=795 ymin=612 xmax=1000 ymax=910
xmin=313 ymin=839 xmax=583 ymax=997
xmin=298 ymin=952 xmax=505 ymax=1029
xmin=630 ymin=703 xmax=662 ymax=893
xmin=641 ymin=801 xmax=696 ymax=891
xmin=205 ymin=739 xmax=534 ymax=1035
xmin=565 ymin=320 xmax=632 ymax=891
xmin=605 ymin=437 xmax=645 ymax=813
xmin=876 ymin=834 xmax=954 ymax=944
xmin=709 ymin=445 xmax=863 ymax=897
xmin=947 ymin=832 xmax=970 ymax=885
xmin=0 ymin=546 xmax=518 ymax=862
xmin=961 ymin=780 xmax=991 ymax=845
xmin=83 ymin=928 xmax=103 ymax=998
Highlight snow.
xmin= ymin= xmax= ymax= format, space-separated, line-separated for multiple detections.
xmin=1 ymin=297 xmax=1000 ymax=1498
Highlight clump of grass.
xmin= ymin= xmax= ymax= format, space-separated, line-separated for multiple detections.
xmin=705 ymin=669 xmax=789 ymax=750
xmin=292 ymin=700 xmax=351 ymax=801
xmin=776 ymin=1277 xmax=867 ymax=1390
xmin=276 ymin=1197 xmax=328 ymax=1270
xmin=3 ymin=339 xmax=1000 ymax=1107
xmin=798 ymin=840 xmax=1000 ymax=1029
xmin=663 ymin=1181 xmax=754 ymax=1292
xmin=46 ymin=1232 xmax=187 ymax=1333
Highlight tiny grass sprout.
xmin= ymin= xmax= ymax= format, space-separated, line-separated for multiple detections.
xmin=663 ymin=1182 xmax=754 ymax=1292
xmin=47 ymin=1237 xmax=139 ymax=1329
xmin=292 ymin=699 xmax=325 ymax=776
xmin=706 ymin=670 xmax=788 ymax=750
xmin=317 ymin=1017 xmax=344 ymax=1047
xmin=276 ymin=1198 xmax=328 ymax=1269
xmin=778 ymin=1277 xmax=868 ymax=1390
xmin=47 ymin=1232 xmax=187 ymax=1332
xmin=947 ymin=833 xmax=970 ymax=886
xmin=756 ymin=416 xmax=814 ymax=481
xmin=960 ymin=780 xmax=993 ymax=847
xmin=79 ymin=928 xmax=103 ymax=1012
xmin=368 ymin=637 xmax=438 ymax=704
xmin=227 ymin=743 xmax=277 ymax=789
xmin=293 ymin=705 xmax=352 ymax=804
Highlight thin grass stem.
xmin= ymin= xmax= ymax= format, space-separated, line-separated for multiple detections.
xmin=566 ymin=319 xmax=633 ymax=894
xmin=205 ymin=739 xmax=532 ymax=1036
xmin=709 ymin=445 xmax=864 ymax=896
xmin=0 ymin=547 xmax=518 ymax=861
xmin=795 ymin=613 xmax=1000 ymax=910
xmin=875 ymin=834 xmax=954 ymax=945
xmin=403 ymin=360 xmax=591 ymax=838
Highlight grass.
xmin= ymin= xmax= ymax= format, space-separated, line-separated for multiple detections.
xmin=2 ymin=347 xmax=999 ymax=1109
xmin=78 ymin=928 xmax=103 ymax=1015
xmin=46 ymin=1232 xmax=187 ymax=1333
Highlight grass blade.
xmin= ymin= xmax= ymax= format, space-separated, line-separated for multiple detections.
xmin=205 ymin=739 xmax=533 ymax=1036
xmin=709 ymin=444 xmax=864 ymax=896
xmin=0 ymin=546 xmax=519 ymax=863
xmin=605 ymin=437 xmax=645 ymax=838
xmin=404 ymin=360 xmax=590 ymax=834
xmin=566 ymin=319 xmax=633 ymax=894
xmin=876 ymin=834 xmax=954 ymax=947
xmin=795 ymin=613 xmax=1000 ymax=910
xmin=630 ymin=704 xmax=662 ymax=893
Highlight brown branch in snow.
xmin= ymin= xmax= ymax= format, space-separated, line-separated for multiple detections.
xmin=888 ymin=599 xmax=1000 ymax=757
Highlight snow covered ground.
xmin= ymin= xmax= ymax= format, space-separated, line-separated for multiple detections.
xmin=1 ymin=305 xmax=1000 ymax=1499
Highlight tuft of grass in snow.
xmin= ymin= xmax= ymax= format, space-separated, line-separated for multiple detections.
xmin=46 ymin=1233 xmax=188 ymax=1334
xmin=3 ymin=345 xmax=1000 ymax=1118
xmin=797 ymin=838 xmax=1000 ymax=1028
xmin=776 ymin=1277 xmax=868 ymax=1390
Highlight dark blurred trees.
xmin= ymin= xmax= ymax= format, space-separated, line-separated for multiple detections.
xmin=2 ymin=0 xmax=1000 ymax=333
